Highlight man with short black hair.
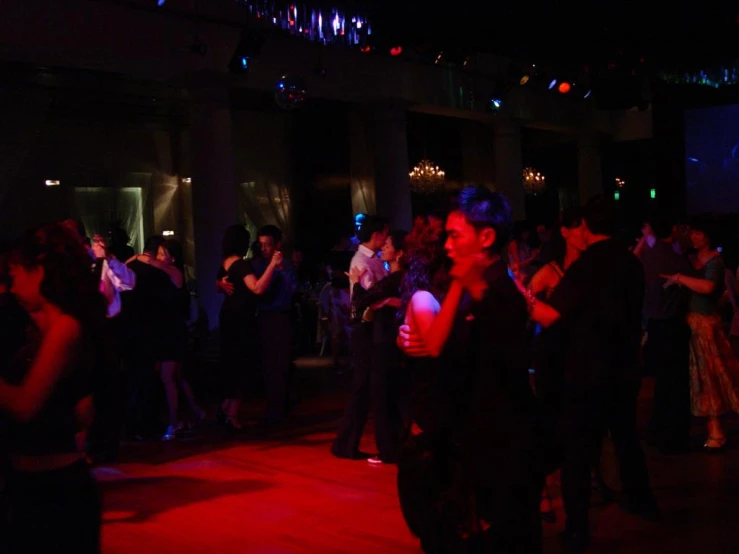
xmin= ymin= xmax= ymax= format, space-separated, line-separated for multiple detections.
xmin=527 ymin=195 xmax=658 ymax=551
xmin=331 ymin=215 xmax=388 ymax=459
xmin=252 ymin=224 xmax=297 ymax=424
xmin=399 ymin=187 xmax=546 ymax=552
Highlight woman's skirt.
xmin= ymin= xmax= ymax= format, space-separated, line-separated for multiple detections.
xmin=687 ymin=312 xmax=739 ymax=417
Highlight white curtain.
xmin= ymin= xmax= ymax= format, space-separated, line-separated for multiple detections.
xmin=72 ymin=186 xmax=146 ymax=253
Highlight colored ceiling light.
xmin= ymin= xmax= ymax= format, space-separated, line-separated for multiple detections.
xmin=558 ymin=82 xmax=571 ymax=93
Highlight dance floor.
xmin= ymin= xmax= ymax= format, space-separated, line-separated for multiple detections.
xmin=99 ymin=359 xmax=739 ymax=553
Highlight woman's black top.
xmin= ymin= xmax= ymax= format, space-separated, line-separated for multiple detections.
xmin=217 ymin=259 xmax=258 ymax=320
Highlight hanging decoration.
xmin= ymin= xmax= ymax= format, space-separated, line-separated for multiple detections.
xmin=522 ymin=167 xmax=546 ymax=196
xmin=659 ymin=63 xmax=739 ymax=88
xmin=236 ymin=1 xmax=371 ymax=49
xmin=409 ymin=159 xmax=446 ymax=195
xmin=274 ymin=75 xmax=307 ymax=109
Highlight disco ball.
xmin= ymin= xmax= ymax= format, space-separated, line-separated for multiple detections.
xmin=274 ymin=75 xmax=307 ymax=110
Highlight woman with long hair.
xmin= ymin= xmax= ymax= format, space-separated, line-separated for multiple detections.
xmin=1 ymin=222 xmax=105 ymax=553
xmin=347 ymin=229 xmax=409 ymax=464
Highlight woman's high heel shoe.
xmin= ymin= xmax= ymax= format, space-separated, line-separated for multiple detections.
xmin=703 ymin=436 xmax=727 ymax=453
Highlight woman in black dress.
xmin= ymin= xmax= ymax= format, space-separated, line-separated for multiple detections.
xmin=1 ymin=222 xmax=105 ymax=553
xmin=216 ymin=225 xmax=281 ymax=430
xmin=156 ymin=239 xmax=204 ymax=439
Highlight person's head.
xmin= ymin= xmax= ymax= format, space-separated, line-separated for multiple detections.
xmin=644 ymin=212 xmax=674 ymax=241
xmin=257 ymin=225 xmax=283 ymax=260
xmin=560 ymin=207 xmax=586 ymax=252
xmin=357 ymin=216 xmax=389 ymax=251
xmin=222 ymin=225 xmax=251 ymax=259
xmin=144 ymin=235 xmax=165 ymax=256
xmin=381 ymin=230 xmax=409 ymax=268
xmin=402 ymin=219 xmax=449 ymax=311
xmin=157 ymin=238 xmax=184 ymax=271
xmin=689 ymin=215 xmax=721 ymax=252
xmin=537 ymin=221 xmax=554 ymax=243
xmin=445 ymin=186 xmax=512 ymax=266
xmin=582 ymin=195 xmax=619 ymax=244
xmin=7 ymin=222 xmax=103 ymax=323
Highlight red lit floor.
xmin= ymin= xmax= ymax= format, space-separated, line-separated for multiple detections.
xmin=99 ymin=359 xmax=739 ymax=553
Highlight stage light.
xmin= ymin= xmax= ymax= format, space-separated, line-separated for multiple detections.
xmin=360 ymin=45 xmax=371 ymax=53
xmin=390 ymin=46 xmax=403 ymax=56
xmin=548 ymin=79 xmax=557 ymax=90
xmin=583 ymin=90 xmax=592 ymax=98
xmin=45 ymin=179 xmax=60 ymax=186
xmin=558 ymin=82 xmax=571 ymax=93
xmin=157 ymin=0 xmax=165 ymax=6
xmin=229 ymin=33 xmax=265 ymax=73
xmin=488 ymin=97 xmax=502 ymax=113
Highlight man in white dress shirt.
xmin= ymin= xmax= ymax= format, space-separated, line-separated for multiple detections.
xmin=331 ymin=215 xmax=389 ymax=459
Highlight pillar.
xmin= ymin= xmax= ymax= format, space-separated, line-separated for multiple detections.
xmin=186 ymin=72 xmax=238 ymax=330
xmin=493 ymin=118 xmax=525 ymax=220
xmin=349 ymin=108 xmax=376 ymax=217
xmin=578 ymin=133 xmax=603 ymax=204
xmin=372 ymin=104 xmax=412 ymax=231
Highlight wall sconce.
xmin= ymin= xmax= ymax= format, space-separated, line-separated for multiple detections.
xmin=163 ymin=230 xmax=174 ymax=237
xmin=45 ymin=179 xmax=60 ymax=186
xmin=182 ymin=177 xmax=191 ymax=184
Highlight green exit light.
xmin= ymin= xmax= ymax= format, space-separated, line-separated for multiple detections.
xmin=614 ymin=191 xmax=620 ymax=201
xmin=650 ymin=188 xmax=656 ymax=199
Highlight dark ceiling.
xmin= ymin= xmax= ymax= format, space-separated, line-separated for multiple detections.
xmin=366 ymin=2 xmax=739 ymax=69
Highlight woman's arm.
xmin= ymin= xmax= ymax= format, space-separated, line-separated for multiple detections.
xmin=0 ymin=315 xmax=80 ymax=422
xmin=244 ymin=256 xmax=278 ymax=295
xmin=144 ymin=257 xmax=183 ymax=288
xmin=529 ymin=264 xmax=555 ymax=298
xmin=662 ymin=273 xmax=716 ymax=295
xmin=408 ymin=282 xmax=464 ymax=358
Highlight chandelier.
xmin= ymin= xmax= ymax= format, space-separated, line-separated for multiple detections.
xmin=409 ymin=159 xmax=445 ymax=194
xmin=522 ymin=167 xmax=546 ymax=196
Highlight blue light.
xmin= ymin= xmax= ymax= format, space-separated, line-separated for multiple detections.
xmin=491 ymin=98 xmax=502 ymax=109
xmin=241 ymin=57 xmax=248 ymax=69
xmin=583 ymin=90 xmax=592 ymax=98
xmin=157 ymin=0 xmax=166 ymax=6
xmin=548 ymin=79 xmax=557 ymax=90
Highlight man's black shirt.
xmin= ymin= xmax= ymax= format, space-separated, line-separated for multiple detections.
xmin=549 ymin=239 xmax=645 ymax=389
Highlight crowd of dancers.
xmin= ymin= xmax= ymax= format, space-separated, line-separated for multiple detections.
xmin=2 ymin=184 xmax=739 ymax=553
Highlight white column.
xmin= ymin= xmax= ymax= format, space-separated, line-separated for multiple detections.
xmin=578 ymin=133 xmax=603 ymax=203
xmin=372 ymin=104 xmax=412 ymax=231
xmin=187 ymin=72 xmax=238 ymax=330
xmin=493 ymin=118 xmax=525 ymax=220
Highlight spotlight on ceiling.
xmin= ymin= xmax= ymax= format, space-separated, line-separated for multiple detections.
xmin=583 ymin=89 xmax=592 ymax=99
xmin=487 ymin=97 xmax=502 ymax=113
xmin=558 ymin=82 xmax=571 ymax=94
xmin=548 ymin=79 xmax=558 ymax=90
xmin=229 ymin=33 xmax=265 ymax=73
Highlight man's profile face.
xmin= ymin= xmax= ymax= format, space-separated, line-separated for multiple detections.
xmin=444 ymin=211 xmax=484 ymax=266
xmin=259 ymin=236 xmax=277 ymax=259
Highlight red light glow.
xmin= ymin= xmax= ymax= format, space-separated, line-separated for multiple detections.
xmin=558 ymin=82 xmax=571 ymax=94
xmin=390 ymin=46 xmax=403 ymax=56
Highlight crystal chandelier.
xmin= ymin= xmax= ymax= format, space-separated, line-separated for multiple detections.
xmin=522 ymin=167 xmax=546 ymax=196
xmin=409 ymin=158 xmax=445 ymax=194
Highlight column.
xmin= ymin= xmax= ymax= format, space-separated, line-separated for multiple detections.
xmin=493 ymin=118 xmax=525 ymax=220
xmin=577 ymin=133 xmax=603 ymax=203
xmin=186 ymin=72 xmax=238 ymax=330
xmin=372 ymin=103 xmax=412 ymax=231
xmin=460 ymin=120 xmax=495 ymax=188
xmin=349 ymin=108 xmax=376 ymax=217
